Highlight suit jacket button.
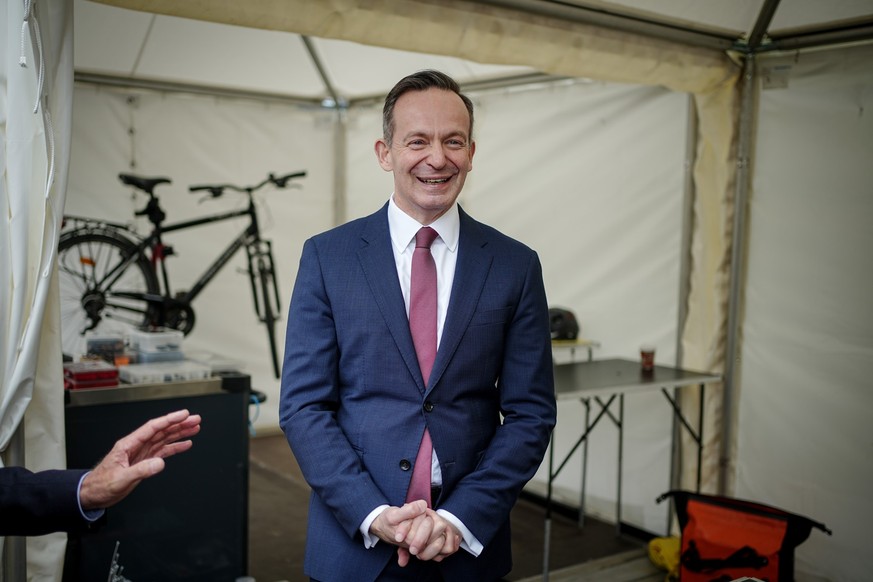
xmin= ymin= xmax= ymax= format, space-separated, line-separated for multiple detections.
xmin=400 ymin=459 xmax=411 ymax=471
xmin=424 ymin=401 xmax=434 ymax=412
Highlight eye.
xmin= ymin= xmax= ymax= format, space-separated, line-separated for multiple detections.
xmin=446 ymin=139 xmax=466 ymax=148
xmin=407 ymin=139 xmax=427 ymax=149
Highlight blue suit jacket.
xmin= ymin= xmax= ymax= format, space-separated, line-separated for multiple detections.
xmin=280 ymin=204 xmax=556 ymax=581
xmin=0 ymin=467 xmax=89 ymax=536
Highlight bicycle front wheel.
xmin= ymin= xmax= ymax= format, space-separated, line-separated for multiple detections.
xmin=58 ymin=230 xmax=159 ymax=358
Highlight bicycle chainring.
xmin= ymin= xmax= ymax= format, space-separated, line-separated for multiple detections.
xmin=164 ymin=304 xmax=196 ymax=334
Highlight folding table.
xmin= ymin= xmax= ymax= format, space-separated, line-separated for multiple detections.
xmin=542 ymin=358 xmax=721 ymax=580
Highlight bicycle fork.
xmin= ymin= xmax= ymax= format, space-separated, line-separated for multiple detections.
xmin=245 ymin=240 xmax=280 ymax=322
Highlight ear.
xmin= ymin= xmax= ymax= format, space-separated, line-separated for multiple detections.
xmin=374 ymin=139 xmax=393 ymax=171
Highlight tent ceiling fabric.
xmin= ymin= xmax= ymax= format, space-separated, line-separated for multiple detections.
xmin=75 ymin=0 xmax=539 ymax=102
xmin=82 ymin=0 xmax=873 ymax=103
xmin=74 ymin=0 xmax=871 ymax=502
xmin=547 ymin=0 xmax=873 ymax=39
xmin=84 ymin=0 xmax=738 ymax=99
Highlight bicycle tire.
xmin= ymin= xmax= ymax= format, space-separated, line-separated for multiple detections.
xmin=57 ymin=230 xmax=159 ymax=358
xmin=256 ymin=254 xmax=281 ymax=378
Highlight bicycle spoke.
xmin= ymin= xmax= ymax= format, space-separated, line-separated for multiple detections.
xmin=58 ymin=230 xmax=159 ymax=358
xmin=58 ymin=169 xmax=303 ymax=368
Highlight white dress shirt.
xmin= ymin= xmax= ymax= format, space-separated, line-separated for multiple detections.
xmin=359 ymin=197 xmax=483 ymax=556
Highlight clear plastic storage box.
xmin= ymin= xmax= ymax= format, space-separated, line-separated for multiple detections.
xmin=127 ymin=329 xmax=185 ymax=353
xmin=119 ymin=361 xmax=211 ymax=384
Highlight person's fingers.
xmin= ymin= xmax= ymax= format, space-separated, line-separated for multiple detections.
xmin=128 ymin=457 xmax=166 ymax=480
xmin=134 ymin=410 xmax=191 ymax=444
xmin=394 ymin=500 xmax=427 ymax=522
xmin=397 ymin=547 xmax=411 ymax=567
xmin=416 ymin=530 xmax=448 ymax=561
xmin=120 ymin=413 xmax=201 ymax=463
xmin=432 ymin=532 xmax=459 ymax=561
xmin=389 ymin=500 xmax=427 ymax=542
xmin=144 ymin=415 xmax=201 ymax=451
xmin=413 ymin=512 xmax=456 ymax=561
xmin=406 ymin=513 xmax=435 ymax=556
xmin=440 ymin=525 xmax=461 ymax=557
xmin=156 ymin=438 xmax=195 ymax=460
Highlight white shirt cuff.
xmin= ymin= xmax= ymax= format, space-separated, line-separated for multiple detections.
xmin=436 ymin=509 xmax=483 ymax=556
xmin=360 ymin=505 xmax=390 ymax=548
xmin=76 ymin=472 xmax=105 ymax=522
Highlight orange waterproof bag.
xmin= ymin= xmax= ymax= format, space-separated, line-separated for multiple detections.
xmin=657 ymin=491 xmax=831 ymax=582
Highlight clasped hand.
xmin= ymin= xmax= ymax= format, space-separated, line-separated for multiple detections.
xmin=370 ymin=500 xmax=461 ymax=566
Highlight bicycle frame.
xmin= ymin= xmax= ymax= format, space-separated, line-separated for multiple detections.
xmin=61 ymin=171 xmax=302 ymax=378
xmin=153 ymin=202 xmax=260 ymax=304
xmin=65 ymin=196 xmax=262 ymax=308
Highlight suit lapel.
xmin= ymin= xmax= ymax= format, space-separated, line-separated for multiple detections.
xmin=429 ymin=208 xmax=492 ymax=392
xmin=356 ymin=204 xmax=425 ymax=393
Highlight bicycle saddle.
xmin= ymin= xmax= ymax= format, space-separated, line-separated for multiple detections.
xmin=119 ymin=173 xmax=172 ymax=194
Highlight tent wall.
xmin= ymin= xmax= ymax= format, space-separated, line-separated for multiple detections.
xmin=736 ymin=44 xmax=873 ymax=581
xmin=2 ymin=0 xmax=74 ymax=578
xmin=8 ymin=0 xmax=870 ymax=579
xmin=69 ymin=77 xmax=689 ymax=535
xmin=465 ymin=82 xmax=689 ymax=533
xmin=63 ymin=38 xmax=873 ymax=582
xmin=96 ymin=0 xmax=741 ymax=519
xmin=66 ymin=84 xmax=337 ymax=431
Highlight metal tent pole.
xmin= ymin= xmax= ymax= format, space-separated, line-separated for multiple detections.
xmin=719 ymin=53 xmax=757 ymax=495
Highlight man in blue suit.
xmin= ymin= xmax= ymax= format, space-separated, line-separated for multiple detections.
xmin=280 ymin=70 xmax=556 ymax=581
xmin=0 ymin=408 xmax=201 ymax=536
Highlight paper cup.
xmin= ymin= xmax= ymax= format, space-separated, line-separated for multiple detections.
xmin=640 ymin=345 xmax=656 ymax=372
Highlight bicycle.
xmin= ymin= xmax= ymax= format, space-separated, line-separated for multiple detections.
xmin=57 ymin=170 xmax=306 ymax=378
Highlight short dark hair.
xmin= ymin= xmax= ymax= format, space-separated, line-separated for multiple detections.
xmin=382 ymin=70 xmax=474 ymax=146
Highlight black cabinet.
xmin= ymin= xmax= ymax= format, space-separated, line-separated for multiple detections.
xmin=63 ymin=378 xmax=249 ymax=581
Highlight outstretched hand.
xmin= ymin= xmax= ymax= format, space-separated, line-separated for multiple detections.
xmin=79 ymin=409 xmax=202 ymax=510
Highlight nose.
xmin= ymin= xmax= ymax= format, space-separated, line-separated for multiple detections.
xmin=427 ymin=144 xmax=447 ymax=167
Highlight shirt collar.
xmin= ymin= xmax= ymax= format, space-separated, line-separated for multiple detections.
xmin=388 ymin=196 xmax=460 ymax=253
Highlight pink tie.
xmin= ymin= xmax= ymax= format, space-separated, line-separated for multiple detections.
xmin=406 ymin=227 xmax=438 ymax=508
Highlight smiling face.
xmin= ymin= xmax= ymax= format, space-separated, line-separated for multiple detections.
xmin=375 ymin=87 xmax=475 ymax=225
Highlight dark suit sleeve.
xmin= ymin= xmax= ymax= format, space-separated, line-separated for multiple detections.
xmin=0 ymin=466 xmax=91 ymax=536
xmin=279 ymin=237 xmax=389 ymax=538
xmin=438 ymin=248 xmax=557 ymax=547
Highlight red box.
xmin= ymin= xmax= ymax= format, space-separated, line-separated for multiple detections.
xmin=64 ymin=361 xmax=119 ymax=389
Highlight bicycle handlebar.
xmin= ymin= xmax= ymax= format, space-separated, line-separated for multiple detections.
xmin=188 ymin=185 xmax=228 ymax=198
xmin=270 ymin=171 xmax=307 ymax=188
xmin=189 ymin=171 xmax=306 ymax=198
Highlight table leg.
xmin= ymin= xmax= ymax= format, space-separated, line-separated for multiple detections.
xmin=616 ymin=393 xmax=624 ymax=536
xmin=543 ymin=433 xmax=555 ymax=581
xmin=667 ymin=386 xmax=680 ymax=534
xmin=579 ymin=398 xmax=590 ymax=528
xmin=697 ymin=383 xmax=705 ymax=492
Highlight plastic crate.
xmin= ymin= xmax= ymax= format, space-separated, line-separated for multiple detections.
xmin=119 ymin=361 xmax=211 ymax=384
xmin=130 ymin=349 xmax=185 ymax=363
xmin=128 ymin=329 xmax=185 ymax=353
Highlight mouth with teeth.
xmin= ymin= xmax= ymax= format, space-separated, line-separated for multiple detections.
xmin=419 ymin=177 xmax=450 ymax=184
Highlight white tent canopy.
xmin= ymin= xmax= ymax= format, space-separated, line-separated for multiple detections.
xmin=74 ymin=0 xmax=873 ymax=102
xmin=3 ymin=0 xmax=872 ymax=580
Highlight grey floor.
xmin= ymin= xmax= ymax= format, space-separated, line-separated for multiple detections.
xmin=247 ymin=434 xmax=656 ymax=582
